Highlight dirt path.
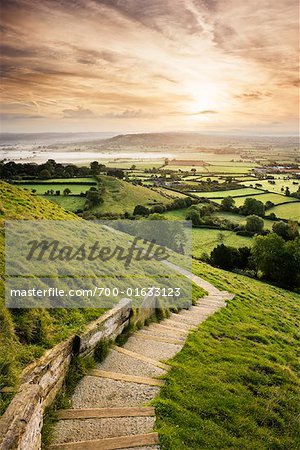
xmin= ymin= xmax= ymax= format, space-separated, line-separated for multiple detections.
xmin=48 ymin=265 xmax=234 ymax=450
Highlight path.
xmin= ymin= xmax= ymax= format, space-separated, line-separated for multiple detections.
xmin=48 ymin=266 xmax=234 ymax=450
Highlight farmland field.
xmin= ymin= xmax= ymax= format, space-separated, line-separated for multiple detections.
xmin=152 ymin=187 xmax=188 ymax=199
xmin=15 ymin=183 xmax=94 ymax=195
xmin=268 ymin=202 xmax=300 ymax=221
xmin=213 ymin=194 xmax=299 ymax=208
xmin=192 ymin=228 xmax=251 ymax=256
xmin=188 ymin=187 xmax=263 ymax=198
xmin=166 ymin=164 xmax=256 ymax=174
xmin=241 ymin=178 xmax=300 ymax=194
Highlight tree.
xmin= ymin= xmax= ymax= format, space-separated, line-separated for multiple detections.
xmin=90 ymin=161 xmax=100 ymax=175
xmin=86 ymin=189 xmax=104 ymax=206
xmin=186 ymin=209 xmax=201 ymax=226
xmin=221 ymin=196 xmax=235 ymax=211
xmin=63 ymin=188 xmax=71 ymax=196
xmin=210 ymin=244 xmax=240 ymax=270
xmin=273 ymin=220 xmax=299 ymax=240
xmin=265 ymin=200 xmax=275 ymax=210
xmin=38 ymin=169 xmax=51 ymax=179
xmin=285 ymin=187 xmax=290 ymax=196
xmin=133 ymin=204 xmax=149 ymax=216
xmin=252 ymin=234 xmax=300 ymax=288
xmin=245 ymin=215 xmax=264 ymax=233
xmin=241 ymin=197 xmax=265 ymax=217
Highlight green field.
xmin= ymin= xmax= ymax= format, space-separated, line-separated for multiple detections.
xmin=155 ymin=260 xmax=300 ymax=449
xmin=188 ymin=188 xmax=263 ymax=199
xmin=241 ymin=178 xmax=300 ymax=194
xmin=103 ymin=160 xmax=164 ymax=169
xmin=152 ymin=187 xmax=188 ymax=199
xmin=192 ymin=228 xmax=251 ymax=257
xmin=16 ymin=183 xmax=94 ymax=195
xmin=163 ymin=208 xmax=275 ymax=231
xmin=167 ymin=164 xmax=255 ymax=174
xmin=211 ymin=212 xmax=275 ymax=230
xmin=213 ymin=194 xmax=299 ymax=209
xmin=47 ymin=195 xmax=86 ymax=212
xmin=268 ymin=202 xmax=300 ymax=221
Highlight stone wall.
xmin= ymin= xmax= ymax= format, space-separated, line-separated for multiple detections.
xmin=0 ymin=298 xmax=132 ymax=450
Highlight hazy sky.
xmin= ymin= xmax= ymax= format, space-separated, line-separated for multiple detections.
xmin=0 ymin=0 xmax=299 ymax=134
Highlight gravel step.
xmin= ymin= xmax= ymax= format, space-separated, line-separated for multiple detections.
xmin=50 ymin=416 xmax=156 ymax=445
xmin=143 ymin=323 xmax=188 ymax=339
xmin=71 ymin=376 xmax=160 ymax=409
xmin=134 ymin=330 xmax=185 ymax=345
xmin=124 ymin=335 xmax=183 ymax=361
xmin=169 ymin=313 xmax=204 ymax=326
xmin=49 ymin=432 xmax=159 ymax=450
xmin=98 ymin=349 xmax=165 ymax=378
xmin=113 ymin=346 xmax=169 ymax=371
xmin=162 ymin=318 xmax=191 ymax=331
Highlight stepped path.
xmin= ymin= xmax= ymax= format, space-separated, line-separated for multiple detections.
xmin=49 ymin=265 xmax=234 ymax=450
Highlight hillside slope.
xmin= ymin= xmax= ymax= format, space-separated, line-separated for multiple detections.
xmin=155 ymin=260 xmax=300 ymax=449
xmin=0 ymin=182 xmax=100 ymax=414
xmin=92 ymin=175 xmax=173 ymax=215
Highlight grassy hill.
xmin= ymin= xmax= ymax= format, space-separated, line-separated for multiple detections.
xmin=0 ymin=181 xmax=190 ymax=415
xmin=0 ymin=182 xmax=106 ymax=414
xmin=155 ymin=260 xmax=300 ymax=449
xmin=91 ymin=175 xmax=174 ymax=215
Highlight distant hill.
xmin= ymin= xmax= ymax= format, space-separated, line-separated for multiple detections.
xmin=97 ymin=133 xmax=297 ymax=150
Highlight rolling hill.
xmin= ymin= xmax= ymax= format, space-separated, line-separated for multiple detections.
xmin=91 ymin=175 xmax=175 ymax=215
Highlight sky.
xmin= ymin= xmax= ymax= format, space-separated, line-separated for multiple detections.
xmin=0 ymin=0 xmax=299 ymax=135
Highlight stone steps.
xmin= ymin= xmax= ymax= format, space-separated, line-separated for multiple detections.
xmin=49 ymin=269 xmax=234 ymax=449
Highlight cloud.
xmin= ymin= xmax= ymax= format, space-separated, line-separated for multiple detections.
xmin=62 ymin=106 xmax=96 ymax=119
xmin=105 ymin=109 xmax=147 ymax=118
xmin=194 ymin=110 xmax=219 ymax=114
xmin=0 ymin=113 xmax=45 ymax=120
xmin=0 ymin=0 xmax=298 ymax=133
xmin=235 ymin=91 xmax=273 ymax=101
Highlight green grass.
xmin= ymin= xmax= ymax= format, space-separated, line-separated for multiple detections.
xmin=152 ymin=187 xmax=188 ymax=199
xmin=0 ymin=182 xmax=105 ymax=414
xmin=0 ymin=181 xmax=191 ymax=414
xmin=188 ymin=188 xmax=263 ymax=199
xmin=213 ymin=194 xmax=299 ymax=209
xmin=268 ymin=202 xmax=300 ymax=221
xmin=241 ymin=178 xmax=300 ymax=195
xmin=92 ymin=175 xmax=173 ymax=215
xmin=17 ymin=183 xmax=94 ymax=195
xmin=20 ymin=178 xmax=96 ymax=183
xmin=192 ymin=228 xmax=251 ymax=256
xmin=47 ymin=195 xmax=86 ymax=212
xmin=155 ymin=260 xmax=300 ymax=449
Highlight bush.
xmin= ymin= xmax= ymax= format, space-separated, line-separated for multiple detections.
xmin=245 ymin=215 xmax=264 ymax=233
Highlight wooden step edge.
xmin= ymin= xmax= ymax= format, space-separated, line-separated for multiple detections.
xmin=136 ymin=331 xmax=185 ymax=346
xmin=113 ymin=345 xmax=169 ymax=370
xmin=56 ymin=406 xmax=155 ymax=420
xmin=49 ymin=432 xmax=159 ymax=450
xmin=88 ymin=369 xmax=164 ymax=387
